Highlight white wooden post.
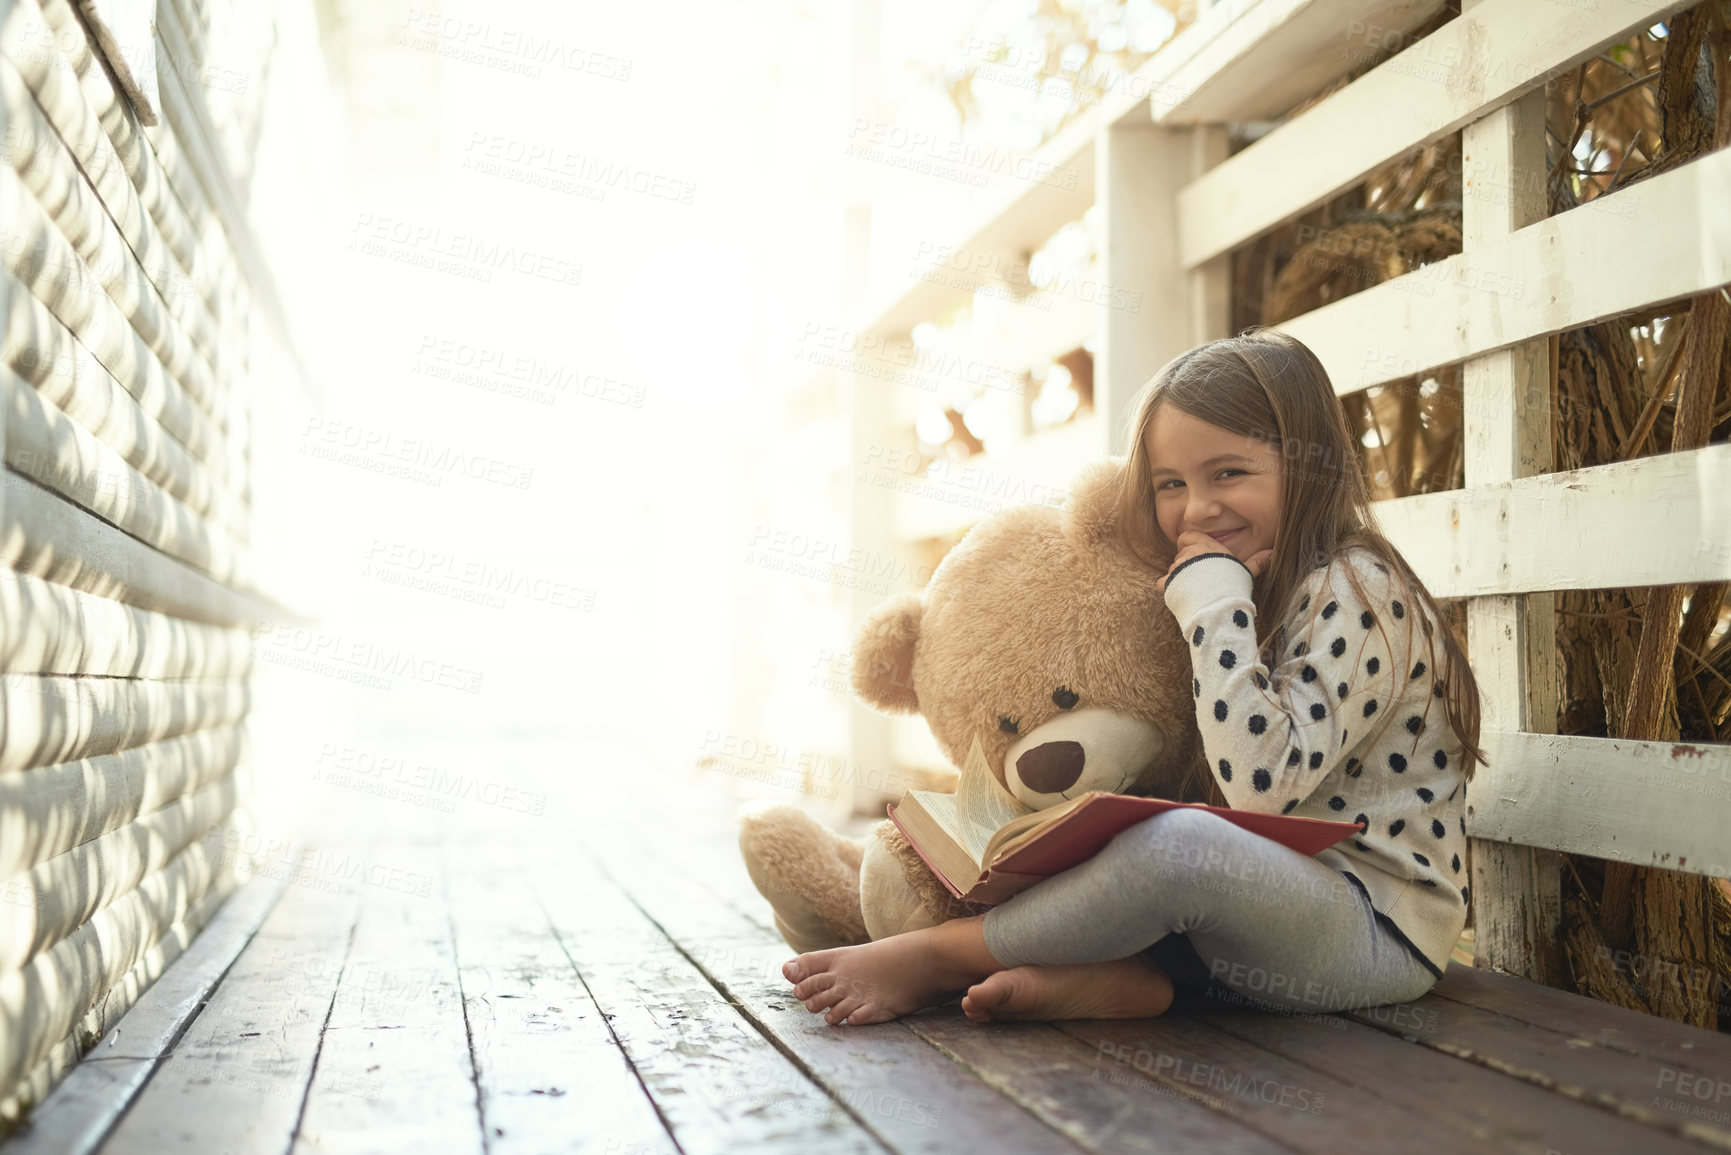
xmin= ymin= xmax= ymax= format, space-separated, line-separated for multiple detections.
xmin=1096 ymin=122 xmax=1229 ymax=457
xmin=1460 ymin=81 xmax=1564 ymax=983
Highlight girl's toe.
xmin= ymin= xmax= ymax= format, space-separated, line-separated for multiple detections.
xmin=791 ymin=973 xmax=832 ymax=1000
xmin=826 ymin=995 xmax=866 ymax=1025
xmin=804 ymin=984 xmax=846 ymax=1014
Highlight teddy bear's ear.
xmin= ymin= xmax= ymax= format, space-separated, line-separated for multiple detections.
xmin=848 ymin=592 xmax=922 ymax=714
xmin=1059 ymin=455 xmax=1128 ymax=547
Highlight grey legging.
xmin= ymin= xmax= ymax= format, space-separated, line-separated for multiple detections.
xmin=980 ymin=808 xmax=1441 ymax=1014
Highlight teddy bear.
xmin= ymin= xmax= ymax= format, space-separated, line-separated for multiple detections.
xmin=737 ymin=456 xmax=1210 ymax=953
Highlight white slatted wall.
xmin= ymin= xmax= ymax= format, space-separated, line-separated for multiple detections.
xmin=0 ymin=0 xmax=303 ymax=1123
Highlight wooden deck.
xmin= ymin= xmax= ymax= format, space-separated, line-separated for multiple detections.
xmin=4 ymin=767 xmax=1730 ymax=1155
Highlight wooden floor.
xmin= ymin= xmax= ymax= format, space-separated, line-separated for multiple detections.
xmin=5 ymin=768 xmax=1731 ymax=1154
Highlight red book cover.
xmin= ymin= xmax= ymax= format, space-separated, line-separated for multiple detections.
xmin=886 ymin=794 xmax=1363 ymax=907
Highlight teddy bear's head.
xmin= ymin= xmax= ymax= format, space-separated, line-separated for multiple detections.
xmin=849 ymin=457 xmax=1207 ymax=809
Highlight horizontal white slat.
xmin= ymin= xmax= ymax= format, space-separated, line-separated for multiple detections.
xmin=0 ymin=671 xmax=249 ymax=773
xmin=1284 ymin=147 xmax=1731 ymax=394
xmin=0 ymin=568 xmax=251 ymax=678
xmin=3 ymin=368 xmax=258 ymax=590
xmin=1 ymin=59 xmax=229 ymax=407
xmin=1469 ymin=731 xmax=1731 ymax=877
xmin=1 ymin=468 xmax=274 ymax=627
xmin=5 ymin=272 xmax=249 ymax=540
xmin=1154 ymin=0 xmax=1445 ymax=126
xmin=0 ymin=726 xmax=245 ymax=878
xmin=0 ymin=837 xmax=230 ymax=1104
xmin=1177 ymin=0 xmax=1688 ymax=266
xmin=0 ymin=770 xmax=239 ymax=971
xmin=0 ymin=166 xmax=243 ymax=488
xmin=1376 ymin=442 xmax=1731 ymax=598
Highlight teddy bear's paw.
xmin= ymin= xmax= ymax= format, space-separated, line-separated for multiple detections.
xmin=737 ymin=804 xmax=870 ymax=952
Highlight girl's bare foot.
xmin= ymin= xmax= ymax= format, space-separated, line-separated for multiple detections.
xmin=782 ymin=916 xmax=1003 ymax=1025
xmin=960 ymin=956 xmax=1175 ymax=1022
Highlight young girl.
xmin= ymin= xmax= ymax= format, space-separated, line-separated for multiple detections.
xmin=782 ymin=328 xmax=1484 ymax=1026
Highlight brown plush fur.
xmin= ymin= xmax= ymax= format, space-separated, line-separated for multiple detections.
xmin=741 ymin=456 xmax=1204 ymax=946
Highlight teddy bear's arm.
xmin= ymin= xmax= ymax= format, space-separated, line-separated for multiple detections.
xmin=1163 ymin=550 xmax=1419 ymax=815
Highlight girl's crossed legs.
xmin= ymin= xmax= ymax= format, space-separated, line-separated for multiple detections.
xmin=783 ymin=808 xmax=1440 ymax=1025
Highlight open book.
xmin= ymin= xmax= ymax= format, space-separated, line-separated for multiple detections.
xmin=886 ymin=736 xmax=1364 ymax=906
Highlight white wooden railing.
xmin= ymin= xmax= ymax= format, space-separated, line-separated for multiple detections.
xmin=841 ymin=0 xmax=1731 ymax=978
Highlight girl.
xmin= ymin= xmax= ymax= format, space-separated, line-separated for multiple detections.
xmin=782 ymin=328 xmax=1484 ymax=1026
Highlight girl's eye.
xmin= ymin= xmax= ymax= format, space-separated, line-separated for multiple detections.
xmin=1219 ymin=468 xmax=1245 ymax=479
xmin=998 ymin=716 xmax=1019 ymax=735
xmin=1156 ymin=479 xmax=1183 ymax=491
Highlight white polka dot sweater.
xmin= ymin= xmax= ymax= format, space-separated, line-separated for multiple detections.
xmin=1162 ymin=547 xmax=1470 ymax=979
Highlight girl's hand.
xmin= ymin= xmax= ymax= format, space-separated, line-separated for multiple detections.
xmin=1157 ymin=530 xmax=1275 ymax=593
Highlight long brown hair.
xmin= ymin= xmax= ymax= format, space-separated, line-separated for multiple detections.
xmin=1117 ymin=328 xmax=1486 ymax=775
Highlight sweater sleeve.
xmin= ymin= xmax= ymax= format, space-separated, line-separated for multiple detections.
xmin=1162 ymin=551 xmax=1418 ymax=816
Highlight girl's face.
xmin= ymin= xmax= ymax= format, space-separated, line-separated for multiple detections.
xmin=1144 ymin=405 xmax=1283 ymax=564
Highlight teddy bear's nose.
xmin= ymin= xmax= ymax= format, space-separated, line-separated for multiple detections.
xmin=1017 ymin=741 xmax=1085 ymax=794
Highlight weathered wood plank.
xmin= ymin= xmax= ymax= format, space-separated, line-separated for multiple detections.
xmin=0 ymin=874 xmax=281 ymax=1154
xmin=1054 ymin=1013 xmax=1524 ymax=1155
xmin=0 ymin=725 xmax=244 ymax=879
xmin=97 ymin=871 xmax=362 ymax=1153
xmin=1468 ymin=731 xmax=1731 ymax=878
xmin=1346 ymin=989 xmax=1731 ymax=1149
xmin=1376 ymin=443 xmax=1731 ymax=598
xmin=445 ymin=842 xmax=674 ymax=1155
xmin=577 ymin=832 xmax=1086 ymax=1155
xmin=524 ymin=843 xmax=884 ymax=1154
xmin=291 ymin=843 xmax=483 ymax=1155
xmin=1192 ymin=997 xmax=1711 ymax=1155
xmin=0 ymin=670 xmax=247 ymax=774
xmin=1431 ymin=964 xmax=1731 ymax=1073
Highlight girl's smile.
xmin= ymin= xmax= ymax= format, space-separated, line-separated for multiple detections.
xmin=1143 ymin=407 xmax=1283 ymax=566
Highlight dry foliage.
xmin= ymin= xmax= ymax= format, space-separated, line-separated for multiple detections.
xmin=1237 ymin=0 xmax=1731 ymax=1028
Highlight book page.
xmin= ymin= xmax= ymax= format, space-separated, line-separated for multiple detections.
xmin=953 ymin=735 xmax=1033 ymax=862
xmin=983 ymin=793 xmax=1091 ymax=864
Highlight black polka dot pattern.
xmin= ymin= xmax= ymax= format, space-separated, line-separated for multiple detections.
xmin=1169 ymin=548 xmax=1466 ymax=965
